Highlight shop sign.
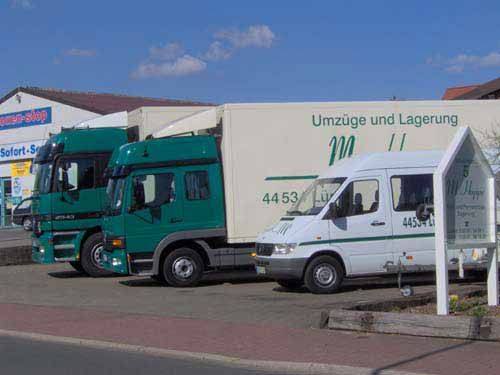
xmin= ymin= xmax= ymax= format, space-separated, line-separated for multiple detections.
xmin=0 ymin=107 xmax=52 ymax=131
xmin=11 ymin=161 xmax=32 ymax=177
xmin=0 ymin=140 xmax=44 ymax=162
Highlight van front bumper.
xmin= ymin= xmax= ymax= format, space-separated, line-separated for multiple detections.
xmin=254 ymin=256 xmax=308 ymax=280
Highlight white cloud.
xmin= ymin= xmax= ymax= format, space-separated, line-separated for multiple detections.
xmin=149 ymin=42 xmax=184 ymax=61
xmin=427 ymin=50 xmax=500 ymax=74
xmin=132 ymin=55 xmax=207 ymax=78
xmin=63 ymin=48 xmax=97 ymax=58
xmin=214 ymin=25 xmax=276 ymax=48
xmin=10 ymin=0 xmax=34 ymax=9
xmin=203 ymin=41 xmax=232 ymax=61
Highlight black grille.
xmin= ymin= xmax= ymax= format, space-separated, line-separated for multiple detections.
xmin=256 ymin=243 xmax=274 ymax=256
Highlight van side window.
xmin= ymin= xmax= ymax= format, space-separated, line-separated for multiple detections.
xmin=335 ymin=179 xmax=379 ymax=217
xmin=391 ymin=174 xmax=433 ymax=211
xmin=185 ymin=171 xmax=210 ymax=200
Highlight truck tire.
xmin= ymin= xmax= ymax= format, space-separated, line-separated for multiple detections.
xmin=276 ymin=279 xmax=303 ymax=290
xmin=80 ymin=233 xmax=113 ymax=277
xmin=69 ymin=261 xmax=84 ymax=273
xmin=163 ymin=248 xmax=204 ymax=287
xmin=304 ymin=255 xmax=344 ymax=294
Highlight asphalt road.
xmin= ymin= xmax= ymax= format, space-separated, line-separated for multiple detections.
xmin=0 ymin=263 xmax=485 ymax=329
xmin=0 ymin=335 xmax=286 ymax=375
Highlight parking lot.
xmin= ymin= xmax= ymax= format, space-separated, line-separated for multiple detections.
xmin=0 ymin=263 xmax=483 ymax=329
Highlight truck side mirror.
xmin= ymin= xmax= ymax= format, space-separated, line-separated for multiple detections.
xmin=416 ymin=203 xmax=433 ymax=221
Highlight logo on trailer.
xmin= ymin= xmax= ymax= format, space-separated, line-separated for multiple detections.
xmin=328 ymin=135 xmax=355 ymax=166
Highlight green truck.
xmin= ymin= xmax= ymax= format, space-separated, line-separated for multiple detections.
xmin=31 ymin=127 xmax=129 ymax=276
xmin=100 ymin=104 xmax=328 ymax=286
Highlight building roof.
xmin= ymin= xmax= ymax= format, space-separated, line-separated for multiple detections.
xmin=453 ymin=77 xmax=500 ymax=100
xmin=320 ymin=150 xmax=444 ymax=178
xmin=441 ymin=85 xmax=479 ymax=100
xmin=0 ymin=87 xmax=214 ymax=115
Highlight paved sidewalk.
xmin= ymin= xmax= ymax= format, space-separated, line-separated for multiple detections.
xmin=0 ymin=228 xmax=31 ymax=265
xmin=0 ymin=303 xmax=498 ymax=375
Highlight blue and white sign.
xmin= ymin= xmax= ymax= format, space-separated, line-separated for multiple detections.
xmin=0 ymin=107 xmax=52 ymax=131
xmin=0 ymin=140 xmax=44 ymax=162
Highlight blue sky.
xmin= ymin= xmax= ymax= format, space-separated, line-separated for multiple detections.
xmin=1 ymin=0 xmax=500 ymax=103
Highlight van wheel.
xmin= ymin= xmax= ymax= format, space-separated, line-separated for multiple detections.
xmin=304 ymin=255 xmax=344 ymax=294
xmin=69 ymin=261 xmax=84 ymax=273
xmin=81 ymin=233 xmax=113 ymax=277
xmin=276 ymin=279 xmax=303 ymax=290
xmin=163 ymin=248 xmax=203 ymax=287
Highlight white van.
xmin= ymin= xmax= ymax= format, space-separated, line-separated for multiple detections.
xmin=254 ymin=150 xmax=489 ymax=294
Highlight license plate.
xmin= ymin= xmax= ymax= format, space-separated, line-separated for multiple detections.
xmin=256 ymin=266 xmax=266 ymax=275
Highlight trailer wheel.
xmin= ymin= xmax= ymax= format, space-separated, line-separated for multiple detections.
xmin=276 ymin=279 xmax=303 ymax=290
xmin=163 ymin=248 xmax=203 ymax=287
xmin=304 ymin=255 xmax=344 ymax=294
xmin=81 ymin=233 xmax=113 ymax=277
xmin=69 ymin=261 xmax=84 ymax=273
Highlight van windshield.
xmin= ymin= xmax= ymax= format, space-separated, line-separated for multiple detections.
xmin=288 ymin=177 xmax=346 ymax=216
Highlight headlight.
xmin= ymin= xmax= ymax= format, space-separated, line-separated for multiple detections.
xmin=273 ymin=243 xmax=297 ymax=255
xmin=112 ymin=258 xmax=122 ymax=266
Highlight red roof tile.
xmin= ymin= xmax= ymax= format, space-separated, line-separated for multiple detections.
xmin=1 ymin=87 xmax=214 ymax=114
xmin=441 ymin=85 xmax=479 ymax=100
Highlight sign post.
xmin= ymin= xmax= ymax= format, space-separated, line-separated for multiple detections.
xmin=434 ymin=127 xmax=498 ymax=315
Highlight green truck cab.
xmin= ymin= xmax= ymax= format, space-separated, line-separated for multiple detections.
xmin=101 ymin=135 xmax=237 ymax=286
xmin=31 ymin=127 xmax=129 ymax=276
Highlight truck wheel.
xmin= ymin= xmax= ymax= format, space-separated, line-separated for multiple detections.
xmin=69 ymin=261 xmax=84 ymax=273
xmin=80 ymin=233 xmax=113 ymax=277
xmin=23 ymin=217 xmax=32 ymax=231
xmin=304 ymin=255 xmax=344 ymax=294
xmin=163 ymin=248 xmax=204 ymax=287
xmin=276 ymin=279 xmax=303 ymax=290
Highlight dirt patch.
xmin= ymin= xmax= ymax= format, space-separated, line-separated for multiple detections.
xmin=393 ymin=295 xmax=500 ymax=317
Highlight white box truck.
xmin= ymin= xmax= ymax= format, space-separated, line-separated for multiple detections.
xmin=101 ymin=101 xmax=500 ymax=286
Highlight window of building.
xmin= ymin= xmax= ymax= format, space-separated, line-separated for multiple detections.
xmin=185 ymin=171 xmax=210 ymax=201
xmin=391 ymin=174 xmax=433 ymax=211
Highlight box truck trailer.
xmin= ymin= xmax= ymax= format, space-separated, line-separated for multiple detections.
xmin=100 ymin=100 xmax=500 ymax=286
xmin=31 ymin=106 xmax=212 ymax=276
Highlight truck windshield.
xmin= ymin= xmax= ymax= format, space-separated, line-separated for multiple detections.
xmin=33 ymin=163 xmax=53 ymax=194
xmin=107 ymin=178 xmax=126 ymax=214
xmin=288 ymin=177 xmax=346 ymax=216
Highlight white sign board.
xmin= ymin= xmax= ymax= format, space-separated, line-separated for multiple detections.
xmin=434 ymin=127 xmax=498 ymax=315
xmin=0 ymin=140 xmax=44 ymax=162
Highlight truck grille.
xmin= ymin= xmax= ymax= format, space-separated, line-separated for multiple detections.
xmin=256 ymin=243 xmax=274 ymax=256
